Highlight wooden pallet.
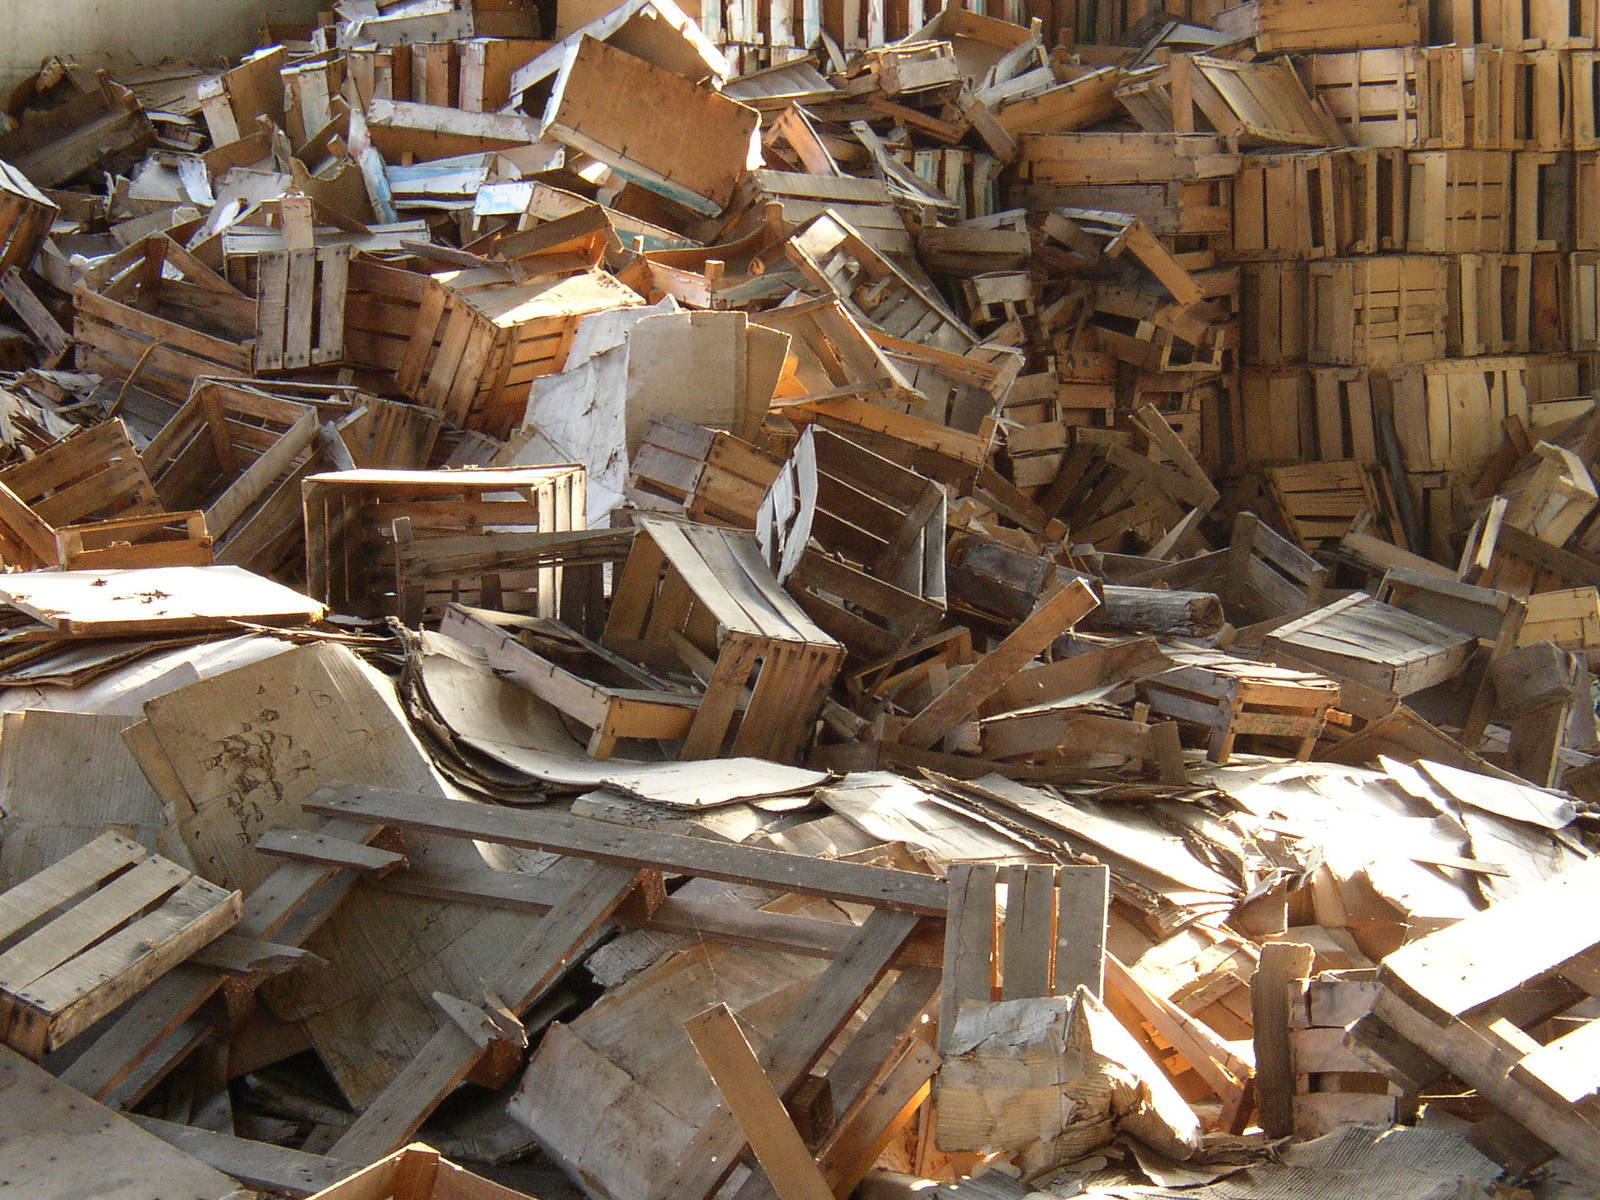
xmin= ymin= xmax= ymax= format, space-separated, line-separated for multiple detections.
xmin=1348 ymin=857 xmax=1600 ymax=1177
xmin=304 ymin=466 xmax=587 ymax=623
xmin=1139 ymin=649 xmax=1339 ymax=763
xmin=603 ymin=515 xmax=844 ymax=763
xmin=0 ymin=832 xmax=241 ymax=1059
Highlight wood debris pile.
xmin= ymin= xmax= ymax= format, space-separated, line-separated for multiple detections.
xmin=1 ymin=2 xmax=1600 ymax=1199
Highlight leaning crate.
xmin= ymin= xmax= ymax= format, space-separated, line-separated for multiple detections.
xmin=73 ymin=235 xmax=256 ymax=403
xmin=1138 ymin=648 xmax=1340 ymax=763
xmin=395 ymin=266 xmax=642 ymax=436
xmin=0 ymin=157 xmax=56 ymax=272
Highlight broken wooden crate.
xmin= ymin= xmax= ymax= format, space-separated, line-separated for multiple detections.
xmin=442 ymin=602 xmax=701 ymax=758
xmin=603 ymin=514 xmax=845 ymax=762
xmin=756 ymin=423 xmax=947 ymax=660
xmin=303 ymin=467 xmax=588 ymax=623
xmin=1348 ymin=855 xmax=1600 ymax=1176
xmin=1265 ymin=459 xmax=1403 ymax=551
xmin=0 ymin=831 xmax=241 ymax=1059
xmin=396 ymin=266 xmax=641 ymax=436
xmin=73 ymin=236 xmax=258 ymax=403
xmin=1138 ymin=649 xmax=1340 ymax=763
xmin=0 ymin=158 xmax=56 ymax=273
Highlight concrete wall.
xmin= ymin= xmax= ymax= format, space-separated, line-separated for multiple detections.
xmin=0 ymin=0 xmax=321 ymax=89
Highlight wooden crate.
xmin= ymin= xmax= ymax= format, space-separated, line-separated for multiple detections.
xmin=1229 ymin=151 xmax=1338 ymax=260
xmin=1239 ymin=262 xmax=1307 ymax=365
xmin=1254 ymin=955 xmax=1400 ymax=1140
xmin=1576 ymin=50 xmax=1600 ymax=148
xmin=73 ymin=236 xmax=256 ymax=403
xmin=56 ymin=511 xmax=213 ymax=571
xmin=1577 ymin=154 xmax=1600 ymax=248
xmin=1216 ymin=0 xmax=1421 ymax=50
xmin=1513 ymin=151 xmax=1574 ymax=252
xmin=441 ymin=603 xmax=699 ymax=758
xmin=756 ymin=423 xmax=947 ymax=660
xmin=1309 ymin=366 xmax=1380 ymax=460
xmin=1240 ymin=368 xmax=1310 ymax=466
xmin=395 ymin=266 xmax=641 ymax=436
xmin=1265 ymin=459 xmax=1402 ymax=549
xmin=1406 ymin=149 xmax=1513 ymax=252
xmin=307 ymin=1142 xmax=544 ymax=1200
xmin=1388 ymin=355 xmax=1582 ymax=473
xmin=1571 ymin=251 xmax=1600 ymax=348
xmin=1264 ymin=591 xmax=1476 ymax=694
xmin=0 ymin=158 xmax=55 ymax=273
xmin=628 ymin=416 xmax=782 ymax=529
xmin=303 ymin=466 xmax=587 ymax=622
xmin=345 ymin=257 xmax=433 ymax=377
xmin=0 ymin=832 xmax=241 ymax=1059
xmin=1139 ymin=649 xmax=1339 ymax=762
xmin=1448 ymin=252 xmax=1535 ymax=354
xmin=1303 ymin=49 xmax=1419 ymax=147
xmin=1333 ymin=147 xmax=1408 ymax=253
xmin=1349 ymin=859 xmax=1600 ymax=1178
xmin=245 ymin=244 xmax=352 ymax=371
xmin=1520 ymin=585 xmax=1600 ymax=649
xmin=1439 ymin=0 xmax=1598 ymax=47
xmin=1306 ymin=255 xmax=1447 ymax=366
xmin=0 ymin=419 xmax=161 ymax=528
xmin=602 ymin=515 xmax=844 ymax=763
xmin=142 ymin=378 xmax=321 ymax=560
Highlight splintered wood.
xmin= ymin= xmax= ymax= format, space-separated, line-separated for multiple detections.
xmin=2 ymin=1 xmax=1600 ymax=1198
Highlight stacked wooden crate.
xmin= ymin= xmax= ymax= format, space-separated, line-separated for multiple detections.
xmin=1225 ymin=0 xmax=1597 ymax=558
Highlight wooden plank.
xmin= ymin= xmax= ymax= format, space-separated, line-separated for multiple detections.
xmin=684 ymin=1005 xmax=836 ymax=1200
xmin=660 ymin=907 xmax=922 ymax=1200
xmin=328 ymin=861 xmax=642 ymax=1161
xmin=896 ymin=578 xmax=1099 ymax=749
xmin=1252 ymin=941 xmax=1315 ymax=1138
xmin=0 ymin=833 xmax=147 ymax=944
xmin=1053 ymin=864 xmax=1109 ymax=998
xmin=940 ymin=863 xmax=997 ymax=1053
xmin=304 ymin=784 xmax=949 ymax=914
